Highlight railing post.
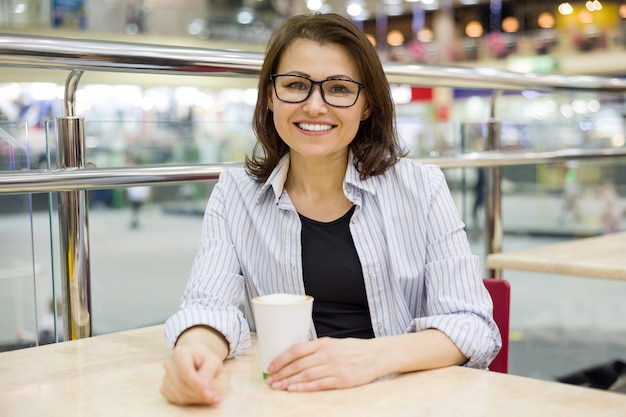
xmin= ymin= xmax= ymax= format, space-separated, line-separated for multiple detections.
xmin=486 ymin=90 xmax=503 ymax=278
xmin=56 ymin=70 xmax=92 ymax=340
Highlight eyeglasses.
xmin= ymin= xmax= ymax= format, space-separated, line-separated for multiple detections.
xmin=270 ymin=74 xmax=365 ymax=108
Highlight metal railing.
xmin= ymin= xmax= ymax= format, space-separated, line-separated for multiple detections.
xmin=1 ymin=33 xmax=625 ymax=340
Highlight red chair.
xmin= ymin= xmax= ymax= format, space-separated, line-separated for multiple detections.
xmin=483 ymin=278 xmax=510 ymax=374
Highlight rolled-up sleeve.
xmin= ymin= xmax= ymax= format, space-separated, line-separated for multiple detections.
xmin=407 ymin=255 xmax=501 ymax=368
xmin=408 ymin=168 xmax=501 ymax=369
xmin=164 ymin=176 xmax=251 ymax=357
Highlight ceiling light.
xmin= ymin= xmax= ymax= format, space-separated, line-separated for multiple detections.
xmin=387 ymin=30 xmax=405 ymax=46
xmin=465 ymin=21 xmax=483 ymax=37
xmin=421 ymin=0 xmax=439 ymax=10
xmin=578 ymin=9 xmax=593 ymax=24
xmin=417 ymin=28 xmax=434 ymax=43
xmin=502 ymin=16 xmax=519 ymax=33
xmin=237 ymin=8 xmax=254 ymax=25
xmin=586 ymin=0 xmax=602 ymax=11
xmin=558 ymin=2 xmax=574 ymax=15
xmin=538 ymin=12 xmax=555 ymax=29
xmin=306 ymin=0 xmax=323 ymax=11
xmin=385 ymin=5 xmax=404 ymax=16
xmin=346 ymin=2 xmax=362 ymax=17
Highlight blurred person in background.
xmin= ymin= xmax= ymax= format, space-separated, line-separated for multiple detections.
xmin=38 ymin=298 xmax=64 ymax=345
xmin=600 ymin=180 xmax=621 ymax=234
xmin=471 ymin=167 xmax=485 ymax=233
xmin=127 ymin=185 xmax=151 ymax=229
xmin=560 ymin=160 xmax=582 ymax=223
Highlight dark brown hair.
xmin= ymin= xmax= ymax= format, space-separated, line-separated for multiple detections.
xmin=245 ymin=13 xmax=405 ymax=182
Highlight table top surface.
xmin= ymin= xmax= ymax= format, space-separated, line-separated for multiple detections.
xmin=1 ymin=325 xmax=626 ymax=417
xmin=486 ymin=231 xmax=626 ymax=280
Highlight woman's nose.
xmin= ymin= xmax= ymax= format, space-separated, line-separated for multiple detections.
xmin=303 ymin=85 xmax=328 ymax=113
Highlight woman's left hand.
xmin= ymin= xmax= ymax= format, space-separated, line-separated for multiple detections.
xmin=264 ymin=337 xmax=386 ymax=392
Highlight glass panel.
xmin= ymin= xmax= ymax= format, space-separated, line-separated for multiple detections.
xmin=432 ymin=97 xmax=626 ymax=382
xmin=88 ymin=180 xmax=211 ymax=335
xmin=498 ymin=157 xmax=626 ymax=382
xmin=43 ymin=120 xmax=63 ymax=344
xmin=0 ymin=121 xmax=39 ymax=351
xmin=82 ymin=119 xmax=246 ymax=335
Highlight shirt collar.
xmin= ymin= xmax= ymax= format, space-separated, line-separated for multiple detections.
xmin=344 ymin=153 xmax=378 ymax=196
xmin=257 ymin=153 xmax=290 ymax=205
xmin=255 ymin=151 xmax=378 ymax=205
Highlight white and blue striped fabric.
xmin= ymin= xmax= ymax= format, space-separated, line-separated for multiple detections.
xmin=164 ymin=153 xmax=502 ymax=369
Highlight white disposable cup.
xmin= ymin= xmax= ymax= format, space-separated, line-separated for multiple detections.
xmin=251 ymin=293 xmax=314 ymax=379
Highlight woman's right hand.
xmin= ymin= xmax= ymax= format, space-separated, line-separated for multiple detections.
xmin=160 ymin=343 xmax=224 ymax=406
xmin=160 ymin=325 xmax=230 ymax=406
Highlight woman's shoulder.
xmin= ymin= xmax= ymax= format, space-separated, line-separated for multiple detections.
xmin=387 ymin=157 xmax=444 ymax=181
xmin=216 ymin=166 xmax=260 ymax=193
xmin=217 ymin=166 xmax=263 ymax=183
xmin=218 ymin=166 xmax=249 ymax=181
xmin=365 ymin=158 xmax=447 ymax=199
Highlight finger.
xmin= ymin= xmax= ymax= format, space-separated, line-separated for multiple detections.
xmin=162 ymin=366 xmax=222 ymax=405
xmin=161 ymin=375 xmax=222 ymax=406
xmin=193 ymin=351 xmax=224 ymax=402
xmin=267 ymin=352 xmax=322 ymax=387
xmin=268 ymin=361 xmax=339 ymax=392
xmin=286 ymin=376 xmax=339 ymax=392
xmin=267 ymin=340 xmax=318 ymax=375
xmin=162 ymin=349 xmax=223 ymax=405
xmin=162 ymin=358 xmax=204 ymax=404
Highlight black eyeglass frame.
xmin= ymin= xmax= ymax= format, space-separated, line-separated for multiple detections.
xmin=269 ymin=74 xmax=365 ymax=108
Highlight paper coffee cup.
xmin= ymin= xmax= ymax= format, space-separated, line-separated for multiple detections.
xmin=251 ymin=293 xmax=314 ymax=379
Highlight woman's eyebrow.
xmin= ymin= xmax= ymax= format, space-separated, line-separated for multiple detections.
xmin=279 ymin=71 xmax=356 ymax=80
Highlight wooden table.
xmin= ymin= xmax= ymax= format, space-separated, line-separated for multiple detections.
xmin=486 ymin=231 xmax=626 ymax=281
xmin=1 ymin=325 xmax=626 ymax=416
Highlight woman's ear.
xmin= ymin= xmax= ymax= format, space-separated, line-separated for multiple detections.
xmin=360 ymin=107 xmax=371 ymax=121
xmin=266 ymin=81 xmax=278 ymax=112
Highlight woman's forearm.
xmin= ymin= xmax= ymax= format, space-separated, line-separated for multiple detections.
xmin=372 ymin=329 xmax=467 ymax=376
xmin=175 ymin=325 xmax=230 ymax=361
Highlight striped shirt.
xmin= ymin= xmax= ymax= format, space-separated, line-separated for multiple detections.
xmin=164 ymin=154 xmax=502 ymax=369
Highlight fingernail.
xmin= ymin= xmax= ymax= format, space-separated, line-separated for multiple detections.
xmin=203 ymin=389 xmax=221 ymax=403
xmin=265 ymin=376 xmax=274 ymax=384
xmin=271 ymin=381 xmax=283 ymax=389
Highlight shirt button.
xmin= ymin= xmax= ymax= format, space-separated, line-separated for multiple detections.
xmin=376 ymin=323 xmax=383 ymax=330
xmin=368 ymin=271 xmax=374 ymax=277
xmin=351 ymin=218 xmax=357 ymax=224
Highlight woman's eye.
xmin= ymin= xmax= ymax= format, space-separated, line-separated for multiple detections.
xmin=286 ymin=82 xmax=308 ymax=90
xmin=332 ymin=86 xmax=348 ymax=93
xmin=327 ymin=84 xmax=351 ymax=95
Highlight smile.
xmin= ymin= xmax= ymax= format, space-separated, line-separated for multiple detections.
xmin=296 ymin=123 xmax=335 ymax=132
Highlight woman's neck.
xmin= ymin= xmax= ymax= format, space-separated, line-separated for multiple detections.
xmin=285 ymin=152 xmax=352 ymax=221
xmin=287 ymin=152 xmax=347 ymax=193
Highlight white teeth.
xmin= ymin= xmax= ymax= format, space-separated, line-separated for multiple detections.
xmin=297 ymin=123 xmax=333 ymax=132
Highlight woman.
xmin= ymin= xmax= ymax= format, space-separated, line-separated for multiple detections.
xmin=160 ymin=13 xmax=501 ymax=406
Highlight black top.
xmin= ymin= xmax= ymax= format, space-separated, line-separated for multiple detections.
xmin=299 ymin=206 xmax=375 ymax=339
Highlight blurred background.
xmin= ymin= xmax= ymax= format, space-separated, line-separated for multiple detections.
xmin=1 ymin=0 xmax=626 ymax=386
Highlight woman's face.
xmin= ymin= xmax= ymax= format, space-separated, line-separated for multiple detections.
xmin=268 ymin=38 xmax=369 ymax=163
